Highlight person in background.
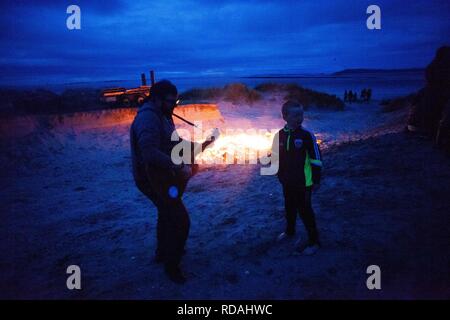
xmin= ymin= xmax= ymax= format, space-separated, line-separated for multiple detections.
xmin=367 ymin=88 xmax=372 ymax=102
xmin=361 ymin=88 xmax=367 ymax=102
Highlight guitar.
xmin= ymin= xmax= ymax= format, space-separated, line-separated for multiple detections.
xmin=144 ymin=128 xmax=219 ymax=203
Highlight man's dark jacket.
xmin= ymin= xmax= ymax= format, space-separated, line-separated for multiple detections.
xmin=130 ymin=101 xmax=179 ymax=185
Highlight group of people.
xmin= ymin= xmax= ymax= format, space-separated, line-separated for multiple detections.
xmin=344 ymin=88 xmax=372 ymax=103
xmin=130 ymin=80 xmax=322 ymax=284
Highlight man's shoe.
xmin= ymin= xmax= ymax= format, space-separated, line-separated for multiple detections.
xmin=164 ymin=265 xmax=187 ymax=284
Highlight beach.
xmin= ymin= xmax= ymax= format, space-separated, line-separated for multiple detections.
xmin=1 ymin=86 xmax=449 ymax=298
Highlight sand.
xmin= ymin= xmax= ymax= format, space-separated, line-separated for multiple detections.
xmin=1 ymin=99 xmax=449 ymax=299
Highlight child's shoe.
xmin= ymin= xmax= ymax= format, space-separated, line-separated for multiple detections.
xmin=295 ymin=242 xmax=320 ymax=256
xmin=277 ymin=232 xmax=294 ymax=241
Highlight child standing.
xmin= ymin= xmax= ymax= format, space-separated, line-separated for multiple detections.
xmin=272 ymin=100 xmax=322 ymax=255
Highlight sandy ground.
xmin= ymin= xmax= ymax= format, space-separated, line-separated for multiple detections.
xmin=1 ymin=100 xmax=449 ymax=299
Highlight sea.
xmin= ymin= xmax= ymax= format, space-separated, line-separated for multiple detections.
xmin=2 ymin=69 xmax=425 ymax=101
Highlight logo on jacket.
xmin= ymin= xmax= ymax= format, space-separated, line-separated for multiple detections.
xmin=294 ymin=139 xmax=303 ymax=148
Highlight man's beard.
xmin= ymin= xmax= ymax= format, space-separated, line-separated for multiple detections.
xmin=163 ymin=106 xmax=175 ymax=117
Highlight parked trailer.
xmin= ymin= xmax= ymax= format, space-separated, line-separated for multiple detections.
xmin=100 ymin=85 xmax=150 ymax=107
xmin=99 ymin=71 xmax=223 ymax=125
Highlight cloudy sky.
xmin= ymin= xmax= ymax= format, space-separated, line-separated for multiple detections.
xmin=0 ymin=0 xmax=449 ymax=84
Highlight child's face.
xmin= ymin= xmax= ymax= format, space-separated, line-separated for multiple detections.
xmin=283 ymin=108 xmax=304 ymax=128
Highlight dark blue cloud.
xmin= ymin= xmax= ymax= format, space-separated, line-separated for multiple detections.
xmin=0 ymin=0 xmax=449 ymax=84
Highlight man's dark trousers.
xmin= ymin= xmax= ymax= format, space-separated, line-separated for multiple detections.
xmin=137 ymin=180 xmax=190 ymax=268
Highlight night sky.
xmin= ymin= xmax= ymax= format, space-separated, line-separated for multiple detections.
xmin=0 ymin=0 xmax=449 ymax=84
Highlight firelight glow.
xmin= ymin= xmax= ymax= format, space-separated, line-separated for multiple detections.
xmin=191 ymin=131 xmax=322 ymax=165
xmin=197 ymin=131 xmax=276 ymax=164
